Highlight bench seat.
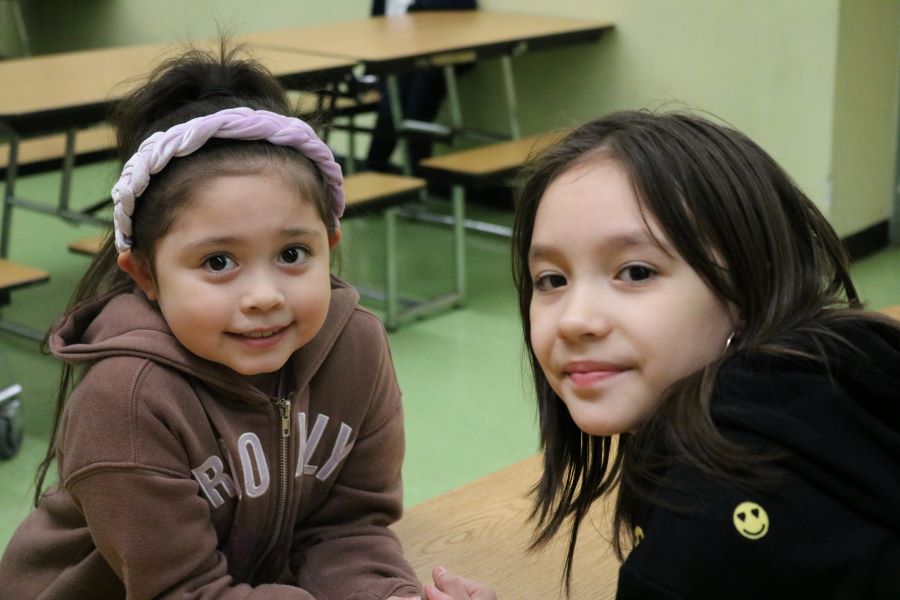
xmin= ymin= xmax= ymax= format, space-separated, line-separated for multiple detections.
xmin=413 ymin=131 xmax=563 ymax=238
xmin=0 ymin=125 xmax=116 ymax=177
xmin=418 ymin=131 xmax=563 ymax=185
xmin=67 ymin=235 xmax=104 ymax=256
xmin=0 ymin=258 xmax=50 ymax=341
xmin=0 ymin=258 xmax=49 ymax=292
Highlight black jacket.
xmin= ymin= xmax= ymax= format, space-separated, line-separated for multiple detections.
xmin=617 ymin=318 xmax=900 ymax=599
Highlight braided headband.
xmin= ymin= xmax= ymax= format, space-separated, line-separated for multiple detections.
xmin=111 ymin=107 xmax=344 ymax=254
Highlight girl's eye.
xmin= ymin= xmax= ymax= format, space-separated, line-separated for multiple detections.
xmin=204 ymin=254 xmax=235 ymax=272
xmin=618 ymin=264 xmax=656 ymax=282
xmin=280 ymin=245 xmax=309 ymax=265
xmin=533 ymin=273 xmax=567 ymax=291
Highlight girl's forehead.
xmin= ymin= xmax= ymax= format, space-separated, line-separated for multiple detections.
xmin=529 ymin=159 xmax=676 ymax=256
xmin=175 ymin=172 xmax=323 ymax=223
xmin=536 ymin=160 xmax=645 ymax=226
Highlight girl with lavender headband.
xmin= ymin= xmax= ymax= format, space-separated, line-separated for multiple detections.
xmin=0 ymin=46 xmax=422 ymax=600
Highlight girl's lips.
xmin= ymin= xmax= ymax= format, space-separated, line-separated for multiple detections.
xmin=563 ymin=361 xmax=627 ymax=387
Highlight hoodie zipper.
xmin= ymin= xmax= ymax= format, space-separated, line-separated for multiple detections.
xmin=248 ymin=394 xmax=292 ymax=582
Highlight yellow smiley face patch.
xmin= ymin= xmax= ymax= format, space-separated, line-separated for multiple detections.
xmin=732 ymin=501 xmax=769 ymax=540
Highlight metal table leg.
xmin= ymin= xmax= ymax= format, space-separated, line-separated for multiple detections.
xmin=500 ymin=55 xmax=522 ymax=140
xmin=386 ymin=73 xmax=413 ymax=175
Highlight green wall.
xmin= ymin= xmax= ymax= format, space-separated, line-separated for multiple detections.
xmin=830 ymin=0 xmax=900 ymax=236
xmin=15 ymin=0 xmax=900 ymax=238
xmin=21 ymin=0 xmax=370 ymax=50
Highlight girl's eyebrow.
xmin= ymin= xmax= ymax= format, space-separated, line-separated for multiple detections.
xmin=610 ymin=231 xmax=675 ymax=256
xmin=187 ymin=235 xmax=240 ymax=251
xmin=528 ymin=230 xmax=674 ymax=261
xmin=279 ymin=227 xmax=321 ymax=238
xmin=186 ymin=227 xmax=321 ymax=251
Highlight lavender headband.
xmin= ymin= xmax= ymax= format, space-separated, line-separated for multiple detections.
xmin=111 ymin=107 xmax=344 ymax=253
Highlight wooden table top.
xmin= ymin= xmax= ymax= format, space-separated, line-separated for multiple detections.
xmin=0 ymin=41 xmax=354 ymax=133
xmin=419 ymin=131 xmax=564 ymax=177
xmin=392 ymin=454 xmax=619 ymax=599
xmin=244 ymin=11 xmax=612 ymax=68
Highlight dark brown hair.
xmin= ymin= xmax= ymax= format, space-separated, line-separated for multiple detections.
xmin=512 ymin=110 xmax=896 ymax=591
xmin=34 ymin=43 xmax=335 ymax=502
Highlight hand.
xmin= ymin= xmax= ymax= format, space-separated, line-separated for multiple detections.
xmin=387 ymin=596 xmax=421 ymax=599
xmin=424 ymin=566 xmax=497 ymax=600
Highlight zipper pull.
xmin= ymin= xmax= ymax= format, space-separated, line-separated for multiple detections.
xmin=278 ymin=397 xmax=292 ymax=439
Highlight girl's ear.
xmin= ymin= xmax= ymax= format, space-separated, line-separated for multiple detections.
xmin=328 ymin=228 xmax=342 ymax=248
xmin=117 ymin=250 xmax=158 ymax=301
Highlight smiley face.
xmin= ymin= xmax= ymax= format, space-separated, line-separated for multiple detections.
xmin=732 ymin=501 xmax=769 ymax=540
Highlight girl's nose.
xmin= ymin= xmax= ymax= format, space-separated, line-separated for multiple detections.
xmin=240 ymin=272 xmax=286 ymax=312
xmin=557 ymin=284 xmax=612 ymax=340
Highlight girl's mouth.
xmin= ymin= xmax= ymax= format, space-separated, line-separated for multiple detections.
xmin=563 ymin=361 xmax=627 ymax=387
xmin=229 ymin=325 xmax=289 ymax=347
xmin=242 ymin=329 xmax=282 ymax=339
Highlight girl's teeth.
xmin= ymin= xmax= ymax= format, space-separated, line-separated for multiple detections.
xmin=246 ymin=330 xmax=276 ymax=338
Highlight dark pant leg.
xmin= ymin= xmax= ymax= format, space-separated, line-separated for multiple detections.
xmin=366 ymin=69 xmax=448 ymax=172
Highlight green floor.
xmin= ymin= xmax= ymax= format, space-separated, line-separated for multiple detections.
xmin=1 ymin=161 xmax=899 ymax=551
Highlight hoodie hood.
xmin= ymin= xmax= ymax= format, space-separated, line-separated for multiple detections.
xmin=715 ymin=317 xmax=900 ymax=535
xmin=48 ymin=277 xmax=361 ymax=405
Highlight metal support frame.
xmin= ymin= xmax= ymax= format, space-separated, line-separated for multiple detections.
xmin=1 ymin=134 xmax=20 ymax=258
xmin=0 ymin=283 xmax=48 ymax=342
xmin=499 ymin=55 xmax=522 ymax=140
xmin=399 ymin=204 xmax=511 ymax=237
xmin=443 ymin=64 xmax=464 ymax=131
xmin=1 ymin=127 xmax=110 ymax=258
xmin=59 ymin=127 xmax=76 ymax=212
xmin=386 ymin=73 xmax=413 ymax=175
xmin=358 ymin=189 xmax=466 ymax=331
xmin=380 ymin=187 xmax=466 ymax=330
xmin=0 ymin=317 xmax=44 ymax=341
xmin=345 ymin=112 xmax=358 ymax=175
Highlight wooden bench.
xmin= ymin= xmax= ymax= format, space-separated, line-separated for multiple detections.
xmin=67 ymin=171 xmax=464 ymax=330
xmin=0 ymin=124 xmax=116 ymax=178
xmin=67 ymin=235 xmax=105 ymax=257
xmin=0 ymin=258 xmax=50 ymax=341
xmin=0 ymin=258 xmax=49 ymax=292
xmin=392 ymin=454 xmax=619 ymax=599
xmin=416 ymin=131 xmax=564 ymax=236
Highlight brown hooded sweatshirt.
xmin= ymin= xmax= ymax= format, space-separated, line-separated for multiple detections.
xmin=0 ymin=278 xmax=421 ymax=599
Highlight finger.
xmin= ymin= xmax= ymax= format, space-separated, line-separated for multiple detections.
xmin=432 ymin=566 xmax=471 ymax=598
xmin=452 ymin=572 xmax=497 ymax=600
xmin=462 ymin=579 xmax=498 ymax=600
xmin=424 ymin=583 xmax=455 ymax=600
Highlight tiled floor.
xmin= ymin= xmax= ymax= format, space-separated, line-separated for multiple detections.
xmin=1 ymin=162 xmax=898 ymax=550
